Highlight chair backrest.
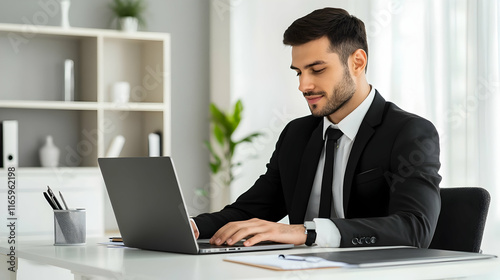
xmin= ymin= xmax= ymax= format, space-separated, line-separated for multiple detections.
xmin=429 ymin=187 xmax=490 ymax=253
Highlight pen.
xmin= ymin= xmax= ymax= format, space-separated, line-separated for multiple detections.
xmin=43 ymin=192 xmax=58 ymax=210
xmin=47 ymin=186 xmax=62 ymax=210
xmin=59 ymin=191 xmax=69 ymax=210
xmin=278 ymin=254 xmax=323 ymax=263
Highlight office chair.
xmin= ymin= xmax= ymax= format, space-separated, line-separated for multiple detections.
xmin=429 ymin=187 xmax=490 ymax=253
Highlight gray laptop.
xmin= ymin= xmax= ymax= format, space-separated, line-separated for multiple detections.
xmin=98 ymin=156 xmax=294 ymax=254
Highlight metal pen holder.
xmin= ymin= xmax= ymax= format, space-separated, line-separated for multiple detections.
xmin=54 ymin=209 xmax=86 ymax=245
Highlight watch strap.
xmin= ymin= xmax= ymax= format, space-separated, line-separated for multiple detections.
xmin=304 ymin=221 xmax=317 ymax=246
xmin=305 ymin=230 xmax=316 ymax=246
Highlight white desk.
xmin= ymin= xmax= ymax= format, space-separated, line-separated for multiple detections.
xmin=1 ymin=238 xmax=499 ymax=280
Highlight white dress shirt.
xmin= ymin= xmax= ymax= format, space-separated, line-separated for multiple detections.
xmin=305 ymin=86 xmax=375 ymax=247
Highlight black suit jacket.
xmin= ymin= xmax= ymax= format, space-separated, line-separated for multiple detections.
xmin=195 ymin=91 xmax=442 ymax=248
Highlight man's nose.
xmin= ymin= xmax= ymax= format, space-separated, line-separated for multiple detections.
xmin=298 ymin=75 xmax=314 ymax=93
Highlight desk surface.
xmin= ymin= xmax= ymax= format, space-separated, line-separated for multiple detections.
xmin=1 ymin=238 xmax=499 ymax=280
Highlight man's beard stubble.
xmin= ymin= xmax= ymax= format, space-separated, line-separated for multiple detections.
xmin=306 ymin=70 xmax=356 ymax=117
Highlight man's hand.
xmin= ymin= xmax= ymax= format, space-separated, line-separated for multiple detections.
xmin=190 ymin=219 xmax=199 ymax=239
xmin=209 ymin=218 xmax=306 ymax=246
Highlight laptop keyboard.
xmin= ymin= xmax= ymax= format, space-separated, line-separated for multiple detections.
xmin=197 ymin=239 xmax=282 ymax=248
xmin=198 ymin=240 xmax=246 ymax=248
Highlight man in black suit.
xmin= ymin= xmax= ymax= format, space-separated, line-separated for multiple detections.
xmin=192 ymin=7 xmax=441 ymax=248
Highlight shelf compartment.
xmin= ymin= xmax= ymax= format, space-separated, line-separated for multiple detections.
xmin=0 ymin=108 xmax=98 ymax=167
xmin=102 ymin=37 xmax=166 ymax=103
xmin=0 ymin=167 xmax=104 ymax=237
xmin=102 ymin=110 xmax=164 ymax=158
xmin=0 ymin=31 xmax=98 ymax=102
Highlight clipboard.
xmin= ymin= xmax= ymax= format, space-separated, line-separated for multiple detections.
xmin=224 ymin=247 xmax=496 ymax=271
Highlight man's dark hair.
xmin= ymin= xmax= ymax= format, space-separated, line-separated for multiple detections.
xmin=283 ymin=7 xmax=368 ymax=71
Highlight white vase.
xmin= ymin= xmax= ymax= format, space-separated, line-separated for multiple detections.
xmin=60 ymin=0 xmax=71 ymax=28
xmin=120 ymin=17 xmax=138 ymax=32
xmin=111 ymin=81 xmax=130 ymax=103
xmin=40 ymin=135 xmax=60 ymax=167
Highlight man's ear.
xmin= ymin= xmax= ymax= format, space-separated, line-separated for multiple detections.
xmin=350 ymin=49 xmax=367 ymax=75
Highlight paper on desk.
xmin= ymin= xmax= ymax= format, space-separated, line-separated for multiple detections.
xmin=98 ymin=241 xmax=126 ymax=247
xmin=224 ymin=254 xmax=353 ymax=271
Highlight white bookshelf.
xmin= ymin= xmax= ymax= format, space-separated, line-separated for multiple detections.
xmin=0 ymin=23 xmax=172 ymax=167
xmin=0 ymin=23 xmax=171 ymax=236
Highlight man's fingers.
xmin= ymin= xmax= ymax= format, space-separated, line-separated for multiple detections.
xmin=209 ymin=218 xmax=307 ymax=247
xmin=226 ymin=226 xmax=262 ymax=245
xmin=213 ymin=224 xmax=253 ymax=245
xmin=210 ymin=219 xmax=264 ymax=245
xmin=243 ymin=233 xmax=269 ymax=247
xmin=242 ymin=223 xmax=307 ymax=246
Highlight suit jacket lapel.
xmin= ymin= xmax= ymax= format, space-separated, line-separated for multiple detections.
xmin=289 ymin=120 xmax=324 ymax=224
xmin=343 ymin=91 xmax=386 ymax=213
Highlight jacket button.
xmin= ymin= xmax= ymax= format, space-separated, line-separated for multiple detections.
xmin=370 ymin=237 xmax=377 ymax=244
xmin=352 ymin=238 xmax=358 ymax=245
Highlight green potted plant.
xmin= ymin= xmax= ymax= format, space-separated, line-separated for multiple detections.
xmin=109 ymin=0 xmax=146 ymax=32
xmin=203 ymin=100 xmax=262 ymax=211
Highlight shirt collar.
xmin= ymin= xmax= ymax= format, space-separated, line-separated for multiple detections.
xmin=323 ymin=86 xmax=376 ymax=140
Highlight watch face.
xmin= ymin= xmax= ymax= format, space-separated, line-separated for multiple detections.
xmin=304 ymin=221 xmax=316 ymax=230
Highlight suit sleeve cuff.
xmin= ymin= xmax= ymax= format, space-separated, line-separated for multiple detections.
xmin=312 ymin=218 xmax=341 ymax=247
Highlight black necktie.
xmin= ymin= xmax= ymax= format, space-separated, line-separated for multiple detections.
xmin=318 ymin=127 xmax=343 ymax=218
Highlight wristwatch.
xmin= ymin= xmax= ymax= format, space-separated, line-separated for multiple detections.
xmin=304 ymin=221 xmax=316 ymax=246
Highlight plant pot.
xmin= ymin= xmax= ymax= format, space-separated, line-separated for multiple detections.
xmin=120 ymin=17 xmax=138 ymax=32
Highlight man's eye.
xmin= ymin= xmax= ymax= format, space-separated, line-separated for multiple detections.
xmin=295 ymin=72 xmax=301 ymax=77
xmin=312 ymin=68 xmax=326 ymax=74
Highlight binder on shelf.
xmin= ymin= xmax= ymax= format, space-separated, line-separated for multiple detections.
xmin=0 ymin=120 xmax=19 ymax=168
xmin=64 ymin=59 xmax=75 ymax=102
xmin=148 ymin=131 xmax=162 ymax=157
